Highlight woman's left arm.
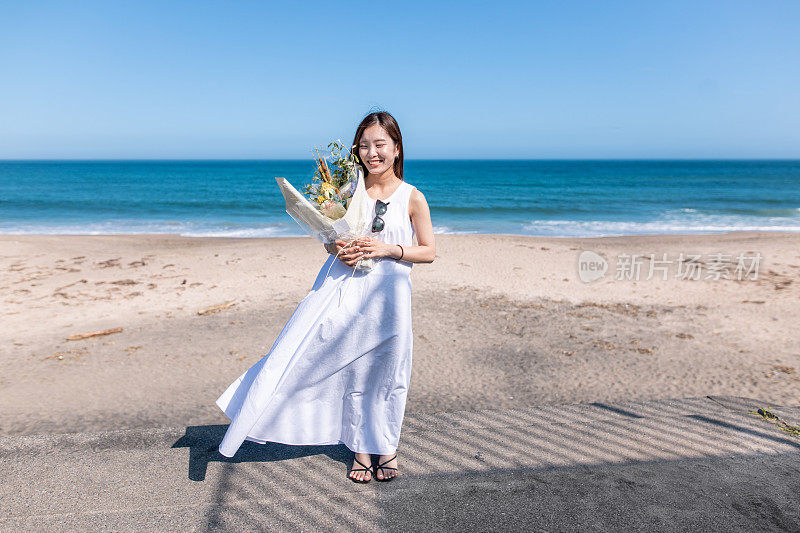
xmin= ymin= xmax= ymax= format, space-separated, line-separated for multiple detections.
xmin=357 ymin=188 xmax=436 ymax=263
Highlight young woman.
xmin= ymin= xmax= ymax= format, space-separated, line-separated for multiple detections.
xmin=215 ymin=111 xmax=436 ymax=483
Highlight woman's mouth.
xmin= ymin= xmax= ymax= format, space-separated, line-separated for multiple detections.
xmin=368 ymin=160 xmax=382 ymax=166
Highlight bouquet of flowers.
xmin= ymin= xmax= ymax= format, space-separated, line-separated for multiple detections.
xmin=274 ymin=139 xmax=375 ymax=274
xmin=302 ymin=140 xmax=359 ymax=220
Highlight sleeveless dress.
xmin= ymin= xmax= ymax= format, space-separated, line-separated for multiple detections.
xmin=216 ymin=180 xmax=417 ymax=457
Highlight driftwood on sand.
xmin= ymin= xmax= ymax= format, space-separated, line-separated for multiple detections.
xmin=198 ymin=300 xmax=236 ymax=315
xmin=67 ymin=327 xmax=123 ymax=341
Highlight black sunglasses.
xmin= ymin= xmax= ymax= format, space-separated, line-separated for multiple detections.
xmin=371 ymin=200 xmax=389 ymax=232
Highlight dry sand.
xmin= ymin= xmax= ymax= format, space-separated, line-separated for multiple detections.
xmin=1 ymin=231 xmax=798 ymax=436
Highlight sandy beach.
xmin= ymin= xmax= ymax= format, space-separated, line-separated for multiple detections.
xmin=1 ymin=231 xmax=798 ymax=437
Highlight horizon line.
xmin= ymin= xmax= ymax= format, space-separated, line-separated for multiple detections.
xmin=1 ymin=157 xmax=799 ymax=162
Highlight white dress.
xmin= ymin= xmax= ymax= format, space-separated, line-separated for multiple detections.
xmin=216 ymin=180 xmax=417 ymax=457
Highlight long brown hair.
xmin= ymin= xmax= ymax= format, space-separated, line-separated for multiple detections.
xmin=351 ymin=111 xmax=404 ymax=180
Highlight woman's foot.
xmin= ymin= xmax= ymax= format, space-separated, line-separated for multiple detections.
xmin=348 ymin=452 xmax=372 ymax=482
xmin=375 ymin=453 xmax=399 ymax=480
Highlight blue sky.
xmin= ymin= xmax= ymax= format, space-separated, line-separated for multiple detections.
xmin=1 ymin=1 xmax=798 ymax=159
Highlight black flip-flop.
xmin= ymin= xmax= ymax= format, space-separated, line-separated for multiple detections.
xmin=374 ymin=454 xmax=398 ymax=482
xmin=348 ymin=456 xmax=373 ymax=483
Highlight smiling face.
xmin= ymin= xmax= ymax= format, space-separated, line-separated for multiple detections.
xmin=358 ymin=124 xmax=399 ymax=177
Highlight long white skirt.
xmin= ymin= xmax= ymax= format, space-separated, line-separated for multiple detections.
xmin=216 ymin=254 xmax=413 ymax=458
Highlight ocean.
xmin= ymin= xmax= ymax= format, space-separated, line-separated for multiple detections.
xmin=1 ymin=160 xmax=799 ymax=238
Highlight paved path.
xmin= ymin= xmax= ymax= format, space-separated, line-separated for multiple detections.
xmin=2 ymin=396 xmax=799 ymax=532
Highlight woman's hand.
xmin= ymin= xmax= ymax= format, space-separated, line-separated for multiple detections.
xmin=327 ymin=238 xmax=365 ymax=268
xmin=357 ymin=235 xmax=400 ymax=260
